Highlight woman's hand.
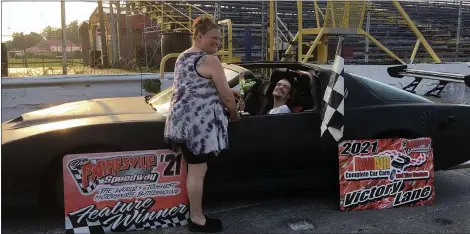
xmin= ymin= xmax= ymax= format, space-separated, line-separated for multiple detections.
xmin=201 ymin=55 xmax=239 ymax=119
xmin=231 ymin=89 xmax=240 ymax=101
xmin=230 ymin=112 xmax=241 ymax=122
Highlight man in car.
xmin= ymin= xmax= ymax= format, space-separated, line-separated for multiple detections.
xmin=267 ymin=78 xmax=293 ymax=114
xmin=239 ymin=78 xmax=294 ymax=115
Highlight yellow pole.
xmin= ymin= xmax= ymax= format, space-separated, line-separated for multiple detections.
xmin=342 ymin=1 xmax=351 ymax=28
xmin=302 ymin=28 xmax=325 ymax=63
xmin=188 ymin=5 xmax=192 ymax=28
xmin=392 ymin=0 xmax=441 ymax=63
xmin=160 ymin=53 xmax=181 ymax=81
xmin=221 ymin=19 xmax=233 ymax=63
xmin=269 ymin=0 xmax=275 ymax=61
xmin=329 ymin=1 xmax=336 ymax=28
xmin=161 ymin=2 xmax=164 ymax=29
xmin=280 ymin=32 xmax=299 ymax=62
xmin=410 ymin=39 xmax=420 ymax=64
xmin=297 ymin=0 xmax=303 ymax=62
xmin=315 ymin=1 xmax=325 ymax=19
xmin=314 ymin=0 xmax=320 ymax=28
xmin=317 ymin=34 xmax=328 ymax=64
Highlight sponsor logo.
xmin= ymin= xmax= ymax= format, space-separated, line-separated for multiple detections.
xmin=402 ymin=138 xmax=432 ymax=154
xmin=346 ymin=149 xmax=429 ymax=181
xmin=68 ymin=153 xmax=159 ymax=193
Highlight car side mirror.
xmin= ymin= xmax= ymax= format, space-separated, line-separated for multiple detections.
xmin=465 ymin=75 xmax=470 ymax=88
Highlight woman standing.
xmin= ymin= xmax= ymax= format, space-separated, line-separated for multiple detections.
xmin=164 ymin=15 xmax=240 ymax=233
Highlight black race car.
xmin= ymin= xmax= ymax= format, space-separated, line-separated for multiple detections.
xmin=2 ymin=61 xmax=470 ymax=208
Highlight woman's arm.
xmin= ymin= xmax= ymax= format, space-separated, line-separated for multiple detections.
xmin=197 ymin=55 xmax=240 ymax=121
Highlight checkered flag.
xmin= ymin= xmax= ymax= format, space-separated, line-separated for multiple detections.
xmin=320 ymin=37 xmax=345 ymax=142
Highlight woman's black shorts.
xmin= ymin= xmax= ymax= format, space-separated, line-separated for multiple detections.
xmin=179 ymin=144 xmax=215 ymax=164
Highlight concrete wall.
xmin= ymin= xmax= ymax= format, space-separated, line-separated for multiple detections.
xmin=2 ymin=63 xmax=469 ymax=122
xmin=2 ymin=73 xmax=174 ymax=121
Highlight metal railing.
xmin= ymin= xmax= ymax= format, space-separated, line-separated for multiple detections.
xmin=217 ymin=19 xmax=233 ymax=63
xmin=159 ymin=50 xmax=232 ymax=81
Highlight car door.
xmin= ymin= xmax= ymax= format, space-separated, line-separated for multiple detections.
xmin=207 ymin=110 xmax=324 ymax=180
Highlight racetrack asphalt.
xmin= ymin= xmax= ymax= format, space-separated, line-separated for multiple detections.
xmin=2 ymin=167 xmax=470 ymax=234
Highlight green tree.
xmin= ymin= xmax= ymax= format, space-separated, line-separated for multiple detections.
xmin=5 ymin=20 xmax=82 ymax=51
xmin=40 ymin=21 xmax=81 ymax=45
xmin=66 ymin=20 xmax=81 ymax=45
xmin=9 ymin=32 xmax=44 ymax=51
xmin=41 ymin=26 xmax=61 ymax=40
xmin=5 ymin=40 xmax=13 ymax=51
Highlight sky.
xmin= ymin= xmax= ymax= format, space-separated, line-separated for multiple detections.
xmin=1 ymin=1 xmax=98 ymax=42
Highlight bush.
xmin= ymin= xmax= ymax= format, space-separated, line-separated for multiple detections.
xmin=73 ymin=50 xmax=83 ymax=59
xmin=142 ymin=79 xmax=161 ymax=94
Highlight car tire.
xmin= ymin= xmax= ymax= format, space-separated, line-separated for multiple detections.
xmin=55 ymin=166 xmax=65 ymax=213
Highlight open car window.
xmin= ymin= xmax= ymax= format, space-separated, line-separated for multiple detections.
xmin=149 ymin=67 xmax=240 ymax=107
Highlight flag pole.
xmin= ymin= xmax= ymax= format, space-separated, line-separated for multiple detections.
xmin=335 ymin=36 xmax=344 ymax=61
xmin=320 ymin=36 xmax=346 ymax=142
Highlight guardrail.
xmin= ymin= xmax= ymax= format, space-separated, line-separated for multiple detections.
xmin=2 ymin=73 xmax=161 ymax=89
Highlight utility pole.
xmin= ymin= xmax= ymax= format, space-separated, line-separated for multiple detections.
xmin=126 ymin=2 xmax=133 ymax=66
xmin=365 ymin=1 xmax=370 ymax=64
xmin=456 ymin=0 xmax=462 ymax=62
xmin=61 ymin=0 xmax=67 ymax=75
xmin=115 ymin=1 xmax=121 ymax=60
xmin=261 ymin=0 xmax=265 ymax=60
xmin=110 ymin=0 xmax=117 ymax=65
xmin=274 ymin=0 xmax=279 ymax=61
xmin=268 ymin=0 xmax=274 ymax=61
xmin=214 ymin=2 xmax=221 ymax=21
xmin=98 ymin=0 xmax=109 ymax=67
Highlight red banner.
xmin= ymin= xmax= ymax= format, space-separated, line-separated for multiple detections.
xmin=338 ymin=137 xmax=435 ymax=211
xmin=63 ymin=149 xmax=189 ymax=233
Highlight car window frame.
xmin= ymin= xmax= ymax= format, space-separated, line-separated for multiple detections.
xmin=250 ymin=69 xmax=319 ymax=117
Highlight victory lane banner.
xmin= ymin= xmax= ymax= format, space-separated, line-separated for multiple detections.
xmin=63 ymin=149 xmax=189 ymax=234
xmin=338 ymin=137 xmax=435 ymax=211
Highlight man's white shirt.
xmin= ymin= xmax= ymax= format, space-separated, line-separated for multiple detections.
xmin=268 ymin=105 xmax=291 ymax=115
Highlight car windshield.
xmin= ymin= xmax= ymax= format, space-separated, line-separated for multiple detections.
xmin=148 ymin=67 xmax=240 ymax=108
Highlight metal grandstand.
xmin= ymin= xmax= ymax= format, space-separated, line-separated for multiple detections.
xmin=131 ymin=0 xmax=470 ymax=65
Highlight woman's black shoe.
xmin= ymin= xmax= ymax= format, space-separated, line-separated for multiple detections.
xmin=188 ymin=217 xmax=223 ymax=233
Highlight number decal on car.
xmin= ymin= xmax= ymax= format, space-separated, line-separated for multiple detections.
xmin=341 ymin=141 xmax=379 ymax=155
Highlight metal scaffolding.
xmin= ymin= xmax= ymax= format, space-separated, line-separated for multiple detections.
xmin=275 ymin=0 xmax=445 ymax=65
xmin=125 ymin=1 xmax=469 ymax=66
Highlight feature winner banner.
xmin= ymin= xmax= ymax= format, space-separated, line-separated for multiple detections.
xmin=338 ymin=137 xmax=435 ymax=211
xmin=63 ymin=150 xmax=189 ymax=234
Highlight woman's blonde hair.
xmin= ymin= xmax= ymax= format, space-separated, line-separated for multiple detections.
xmin=192 ymin=14 xmax=219 ymax=41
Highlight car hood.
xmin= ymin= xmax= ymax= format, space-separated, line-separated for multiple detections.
xmin=2 ymin=96 xmax=156 ymax=129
